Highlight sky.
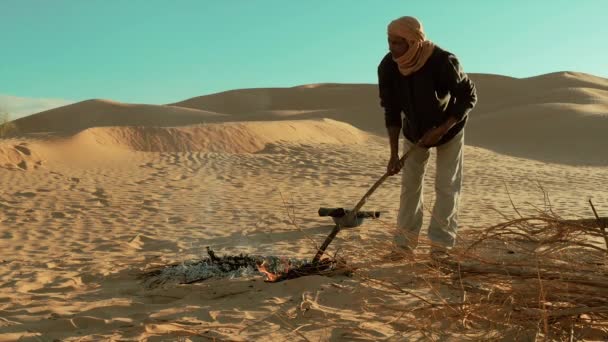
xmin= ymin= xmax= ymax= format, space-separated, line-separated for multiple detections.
xmin=1 ymin=0 xmax=607 ymax=105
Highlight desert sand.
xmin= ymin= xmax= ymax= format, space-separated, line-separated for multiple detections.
xmin=1 ymin=71 xmax=607 ymax=341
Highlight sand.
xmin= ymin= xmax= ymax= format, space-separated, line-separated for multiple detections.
xmin=1 ymin=71 xmax=607 ymax=341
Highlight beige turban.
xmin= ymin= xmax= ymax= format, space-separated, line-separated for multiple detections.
xmin=387 ymin=16 xmax=435 ymax=76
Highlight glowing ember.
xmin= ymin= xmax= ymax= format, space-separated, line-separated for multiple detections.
xmin=257 ymin=261 xmax=279 ymax=282
xmin=257 ymin=258 xmax=291 ymax=282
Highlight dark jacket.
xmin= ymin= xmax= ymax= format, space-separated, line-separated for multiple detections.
xmin=377 ymin=45 xmax=477 ymax=146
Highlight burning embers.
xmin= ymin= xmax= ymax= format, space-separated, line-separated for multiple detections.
xmin=256 ymin=257 xmax=338 ymax=282
xmin=257 ymin=258 xmax=290 ymax=282
xmin=141 ymin=247 xmax=348 ymax=287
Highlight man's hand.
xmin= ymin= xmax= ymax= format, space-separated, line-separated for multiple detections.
xmin=419 ymin=116 xmax=460 ymax=148
xmin=419 ymin=125 xmax=449 ymax=148
xmin=386 ymin=154 xmax=402 ymax=176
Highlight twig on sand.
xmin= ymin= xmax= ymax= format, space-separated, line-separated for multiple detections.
xmin=355 ymin=271 xmax=434 ymax=305
xmin=273 ymin=311 xmax=313 ymax=342
xmin=503 ymin=180 xmax=523 ymax=219
xmin=589 ymin=199 xmax=608 ymax=252
xmin=279 ymin=189 xmax=320 ymax=252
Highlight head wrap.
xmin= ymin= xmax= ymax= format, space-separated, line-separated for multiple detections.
xmin=387 ymin=16 xmax=435 ymax=76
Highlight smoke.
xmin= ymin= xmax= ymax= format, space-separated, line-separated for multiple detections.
xmin=0 ymin=94 xmax=74 ymax=119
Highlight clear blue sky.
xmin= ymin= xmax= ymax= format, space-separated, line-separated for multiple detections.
xmin=2 ymin=0 xmax=607 ymax=104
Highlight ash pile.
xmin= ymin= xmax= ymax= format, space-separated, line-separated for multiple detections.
xmin=140 ymin=247 xmax=347 ymax=287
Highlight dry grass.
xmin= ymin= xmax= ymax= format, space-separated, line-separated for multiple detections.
xmin=0 ymin=111 xmax=18 ymax=138
xmin=347 ymin=199 xmax=608 ymax=341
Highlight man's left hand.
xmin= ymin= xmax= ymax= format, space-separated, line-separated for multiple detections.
xmin=419 ymin=125 xmax=449 ymax=148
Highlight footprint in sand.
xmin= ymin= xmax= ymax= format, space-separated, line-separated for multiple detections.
xmin=4 ymin=210 xmax=18 ymax=218
xmin=64 ymin=177 xmax=81 ymax=191
xmin=170 ymin=174 xmax=189 ymax=181
xmin=51 ymin=211 xmax=67 ymax=219
xmin=141 ymin=199 xmax=160 ymax=212
xmin=0 ymin=201 xmax=12 ymax=210
xmin=66 ymin=208 xmax=82 ymax=217
xmin=254 ymin=213 xmax=283 ymax=228
xmin=92 ymin=188 xmax=108 ymax=198
xmin=139 ymin=162 xmax=154 ymax=168
xmin=16 ymin=160 xmax=28 ymax=170
xmin=84 ymin=188 xmax=111 ymax=206
xmin=10 ymin=144 xmax=43 ymax=170
xmin=86 ymin=198 xmax=110 ymax=207
xmin=13 ymin=144 xmax=31 ymax=156
xmin=142 ymin=199 xmax=157 ymax=206
xmin=166 ymin=216 xmax=185 ymax=224
xmin=14 ymin=191 xmax=36 ymax=198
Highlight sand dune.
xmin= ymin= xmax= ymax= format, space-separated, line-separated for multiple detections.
xmin=169 ymin=83 xmax=372 ymax=114
xmin=11 ymin=71 xmax=608 ymax=165
xmin=1 ymin=119 xmax=369 ymax=170
xmin=465 ymin=72 xmax=608 ymax=165
xmin=11 ymin=99 xmax=228 ymax=134
xmin=74 ymin=119 xmax=370 ymax=153
xmin=169 ymin=83 xmax=386 ymax=134
xmin=171 ymin=71 xmax=608 ymax=165
xmin=469 ymin=71 xmax=608 ymax=113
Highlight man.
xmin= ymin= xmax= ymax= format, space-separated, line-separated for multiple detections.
xmin=377 ymin=16 xmax=477 ymax=257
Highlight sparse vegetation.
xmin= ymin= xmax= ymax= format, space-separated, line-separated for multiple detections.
xmin=0 ymin=111 xmax=18 ymax=138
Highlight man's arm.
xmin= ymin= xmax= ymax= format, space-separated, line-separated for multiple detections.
xmin=378 ymin=58 xmax=405 ymax=174
xmin=387 ymin=126 xmax=401 ymax=156
xmin=440 ymin=54 xmax=477 ymax=130
xmin=419 ymin=54 xmax=477 ymax=148
xmin=378 ymin=58 xmax=402 ymax=156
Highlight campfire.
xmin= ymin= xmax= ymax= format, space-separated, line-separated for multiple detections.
xmin=142 ymin=213 xmax=359 ymax=286
xmin=140 ymin=247 xmax=351 ymax=287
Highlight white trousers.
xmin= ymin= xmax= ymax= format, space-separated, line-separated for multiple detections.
xmin=395 ymin=129 xmax=464 ymax=249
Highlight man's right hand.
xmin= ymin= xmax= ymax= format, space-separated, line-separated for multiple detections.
xmin=387 ymin=154 xmax=402 ymax=176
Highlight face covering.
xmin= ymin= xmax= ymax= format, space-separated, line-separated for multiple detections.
xmin=388 ymin=16 xmax=435 ymax=76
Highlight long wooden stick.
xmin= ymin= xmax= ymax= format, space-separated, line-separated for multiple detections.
xmin=589 ymin=199 xmax=608 ymax=253
xmin=312 ymin=224 xmax=341 ymax=264
xmin=312 ymin=146 xmax=417 ymax=263
xmin=350 ymin=146 xmax=415 ymax=216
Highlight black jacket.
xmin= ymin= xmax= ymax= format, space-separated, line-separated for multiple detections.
xmin=377 ymin=45 xmax=477 ymax=146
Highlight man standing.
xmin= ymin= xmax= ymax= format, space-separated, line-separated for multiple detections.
xmin=377 ymin=16 xmax=477 ymax=257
